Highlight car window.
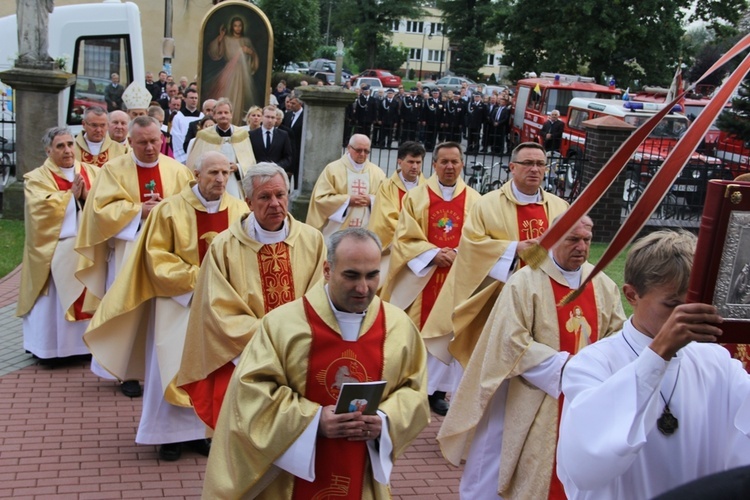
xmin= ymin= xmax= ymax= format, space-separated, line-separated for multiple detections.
xmin=450 ymin=78 xmax=459 ymax=85
xmin=438 ymin=77 xmax=449 ymax=85
xmin=381 ymin=71 xmax=393 ymax=77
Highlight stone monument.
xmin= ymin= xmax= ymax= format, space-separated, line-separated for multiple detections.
xmin=0 ymin=0 xmax=76 ymax=219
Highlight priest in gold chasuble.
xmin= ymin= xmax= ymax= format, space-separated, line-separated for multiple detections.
xmin=83 ymin=152 xmax=247 ymax=459
xmin=74 ymin=107 xmax=127 ymax=168
xmin=203 ymin=229 xmax=429 ymax=499
xmin=176 ymin=164 xmax=327 ymax=430
xmin=306 ymin=134 xmax=386 ymax=237
xmin=421 ymin=142 xmax=569 ymax=367
xmin=438 ymin=216 xmax=625 ymax=500
xmin=17 ymin=127 xmax=99 ymax=360
xmin=381 ymin=142 xmax=480 ymax=416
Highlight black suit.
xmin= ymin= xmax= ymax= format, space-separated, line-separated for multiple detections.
xmin=282 ymin=109 xmax=304 ymax=186
xmin=249 ymin=127 xmax=294 ymax=175
xmin=493 ymin=105 xmax=511 ymax=154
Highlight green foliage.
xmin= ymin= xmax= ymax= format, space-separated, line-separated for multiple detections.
xmin=451 ymin=36 xmax=485 ymax=80
xmin=259 ymin=0 xmax=321 ymax=70
xmin=272 ymin=72 xmax=314 ymax=89
xmin=0 ymin=220 xmax=24 ymax=279
xmin=496 ymin=0 xmax=747 ymax=85
xmin=589 ymin=242 xmax=631 ymax=316
xmin=717 ymin=81 xmax=750 ymax=142
xmin=322 ymin=0 xmax=424 ymax=69
xmin=314 ymin=46 xmax=337 ymax=60
xmin=373 ymin=41 xmax=408 ymax=72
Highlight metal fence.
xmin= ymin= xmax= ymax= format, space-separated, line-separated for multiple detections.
xmin=0 ymin=107 xmax=16 ymax=199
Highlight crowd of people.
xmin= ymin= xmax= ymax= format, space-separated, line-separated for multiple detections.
xmin=14 ymin=66 xmax=750 ymax=499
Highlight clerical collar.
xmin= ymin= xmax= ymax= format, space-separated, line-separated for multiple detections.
xmin=85 ymin=137 xmax=104 ymax=155
xmin=216 ymin=125 xmax=233 ymax=137
xmin=438 ymin=180 xmax=456 ymax=201
xmin=346 ymin=153 xmax=365 ymax=172
xmin=398 ymin=171 xmax=419 ymax=191
xmin=59 ymin=165 xmax=75 ymax=181
xmin=191 ymin=184 xmax=221 ymax=213
xmin=511 ymin=181 xmax=541 ymax=203
xmin=131 ymin=152 xmax=158 ymax=168
xmin=551 ymin=252 xmax=582 ymax=289
xmin=242 ymin=212 xmax=288 ymax=244
xmin=324 ymin=284 xmax=366 ymax=342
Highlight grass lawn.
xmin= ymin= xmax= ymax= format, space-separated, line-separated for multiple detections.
xmin=589 ymin=242 xmax=632 ymax=316
xmin=0 ymin=219 xmax=24 ymax=279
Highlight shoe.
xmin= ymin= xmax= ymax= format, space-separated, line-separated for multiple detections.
xmin=185 ymin=438 xmax=211 ymax=457
xmin=428 ymin=391 xmax=450 ymax=416
xmin=159 ymin=442 xmax=182 ymax=461
xmin=120 ymin=380 xmax=143 ymax=398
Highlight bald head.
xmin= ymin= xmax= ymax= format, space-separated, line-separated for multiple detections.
xmin=194 ymin=151 xmax=231 ymax=201
xmin=108 ymin=110 xmax=129 ymax=143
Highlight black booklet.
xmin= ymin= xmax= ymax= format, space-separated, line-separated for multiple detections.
xmin=334 ymin=381 xmax=387 ymax=415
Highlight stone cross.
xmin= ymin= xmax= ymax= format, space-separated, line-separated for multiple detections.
xmin=16 ymin=0 xmax=55 ymax=69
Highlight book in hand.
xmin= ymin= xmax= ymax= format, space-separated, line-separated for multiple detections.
xmin=334 ymin=381 xmax=387 ymax=415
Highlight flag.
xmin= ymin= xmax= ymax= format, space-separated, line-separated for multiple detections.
xmin=623 ymin=87 xmax=630 ymax=101
xmin=533 ymin=83 xmax=541 ymax=95
xmin=666 ymin=64 xmax=684 ymax=109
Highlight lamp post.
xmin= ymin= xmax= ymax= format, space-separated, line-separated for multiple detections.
xmin=437 ymin=30 xmax=446 ymax=80
xmin=419 ymin=26 xmax=433 ymax=79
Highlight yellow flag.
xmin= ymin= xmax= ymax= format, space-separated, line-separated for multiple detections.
xmin=533 ymin=83 xmax=541 ymax=95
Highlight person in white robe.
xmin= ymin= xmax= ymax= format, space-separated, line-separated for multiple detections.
xmin=557 ymin=230 xmax=750 ymax=499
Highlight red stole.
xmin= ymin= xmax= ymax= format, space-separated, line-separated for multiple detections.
xmin=397 ymin=186 xmax=407 ymax=209
xmin=257 ymin=242 xmax=296 ymax=313
xmin=182 ymin=240 xmax=296 ymax=430
xmin=293 ymin=298 xmax=386 ymax=500
xmin=52 ymin=167 xmax=93 ymax=320
xmin=548 ymin=277 xmax=599 ymax=500
xmin=516 ymin=203 xmax=549 ymax=267
xmin=136 ymin=165 xmax=164 ymax=202
xmin=194 ymin=209 xmax=229 ymax=262
xmin=420 ymin=188 xmax=466 ymax=327
xmin=722 ymin=344 xmax=750 ymax=374
xmin=80 ymin=148 xmax=108 ymax=168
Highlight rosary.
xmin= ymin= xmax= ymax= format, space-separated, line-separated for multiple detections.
xmin=621 ymin=333 xmax=680 ymax=435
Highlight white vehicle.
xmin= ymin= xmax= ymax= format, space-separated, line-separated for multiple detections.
xmin=352 ymin=77 xmax=385 ymax=92
xmin=0 ymin=0 xmax=145 ymax=134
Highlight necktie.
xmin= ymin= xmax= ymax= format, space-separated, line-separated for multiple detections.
xmin=265 ymin=131 xmax=271 ymax=150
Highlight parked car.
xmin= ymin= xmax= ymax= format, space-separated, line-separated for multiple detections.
xmin=295 ymin=61 xmax=310 ymax=72
xmin=351 ymin=77 xmax=385 ymax=92
xmin=421 ymin=76 xmax=476 ymax=93
xmin=477 ymin=84 xmax=510 ymax=96
xmin=308 ymin=59 xmax=353 ymax=79
xmin=350 ymin=69 xmax=401 ymax=87
xmin=313 ymin=71 xmax=349 ymax=86
xmin=283 ymin=62 xmax=300 ymax=73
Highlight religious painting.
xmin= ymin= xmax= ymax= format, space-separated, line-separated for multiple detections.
xmin=198 ymin=0 xmax=273 ymax=125
xmin=714 ymin=210 xmax=750 ymax=319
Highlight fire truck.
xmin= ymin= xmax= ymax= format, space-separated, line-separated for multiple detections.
xmin=510 ymin=73 xmax=621 ymax=154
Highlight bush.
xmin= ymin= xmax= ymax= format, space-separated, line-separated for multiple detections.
xmin=272 ymin=72 xmax=314 ymax=89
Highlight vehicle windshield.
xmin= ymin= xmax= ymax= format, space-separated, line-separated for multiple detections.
xmin=624 ymin=115 xmax=688 ymax=139
xmin=685 ymin=105 xmax=719 ymax=130
xmin=544 ymin=89 xmax=614 ymax=116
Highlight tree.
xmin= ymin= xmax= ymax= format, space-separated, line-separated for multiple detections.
xmin=438 ymin=0 xmax=505 ymax=78
xmin=259 ymin=0 xmax=320 ymax=70
xmin=324 ymin=0 xmax=424 ymax=70
xmin=496 ymin=0 xmax=748 ymax=85
xmin=717 ymin=81 xmax=750 ymax=142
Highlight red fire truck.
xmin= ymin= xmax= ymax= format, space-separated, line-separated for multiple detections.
xmin=510 ymin=73 xmax=621 ymax=154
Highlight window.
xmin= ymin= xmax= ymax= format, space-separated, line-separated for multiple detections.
xmin=486 ymin=54 xmax=495 ymax=66
xmin=67 ymin=35 xmax=133 ymax=126
xmin=391 ymin=20 xmax=400 ymax=32
xmin=406 ymin=21 xmax=424 ymax=34
xmin=431 ymin=22 xmax=444 ymax=35
xmin=409 ymin=48 xmax=422 ymax=61
xmin=427 ymin=50 xmax=445 ymax=63
xmin=568 ymin=109 xmax=589 ymax=130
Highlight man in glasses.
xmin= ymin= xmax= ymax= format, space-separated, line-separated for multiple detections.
xmin=421 ymin=142 xmax=569 ymax=368
xmin=306 ymin=134 xmax=386 ymax=237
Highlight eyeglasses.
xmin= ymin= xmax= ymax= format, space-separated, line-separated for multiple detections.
xmin=513 ymin=160 xmax=547 ymax=168
xmin=349 ymin=146 xmax=370 ymax=155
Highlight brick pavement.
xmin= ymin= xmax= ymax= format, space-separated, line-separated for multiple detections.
xmin=0 ymin=265 xmax=463 ymax=499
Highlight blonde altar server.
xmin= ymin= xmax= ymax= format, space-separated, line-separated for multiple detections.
xmin=75 ymin=116 xmax=193 ymax=395
xmin=381 ymin=141 xmax=480 ymax=416
xmin=203 ymin=228 xmax=429 ymax=498
xmin=17 ymin=127 xmax=98 ymax=359
xmin=421 ymin=141 xmax=569 ymax=367
xmin=74 ymin=106 xmax=127 ymax=168
xmin=438 ymin=216 xmax=625 ymax=499
xmin=186 ymin=98 xmax=255 ymax=199
xmin=369 ymin=141 xmax=426 ymax=284
xmin=306 ymin=134 xmax=386 ymax=237
xmin=83 ymin=151 xmax=247 ymax=460
xmin=558 ymin=231 xmax=750 ymax=499
xmin=176 ymin=164 xmax=326 ymax=430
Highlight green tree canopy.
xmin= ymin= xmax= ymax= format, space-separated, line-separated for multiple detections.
xmin=259 ymin=0 xmax=320 ymax=70
xmin=717 ymin=81 xmax=750 ymax=142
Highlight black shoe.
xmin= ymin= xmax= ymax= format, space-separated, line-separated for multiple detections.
xmin=159 ymin=442 xmax=182 ymax=461
xmin=120 ymin=380 xmax=143 ymax=398
xmin=185 ymin=438 xmax=211 ymax=457
xmin=428 ymin=392 xmax=450 ymax=416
